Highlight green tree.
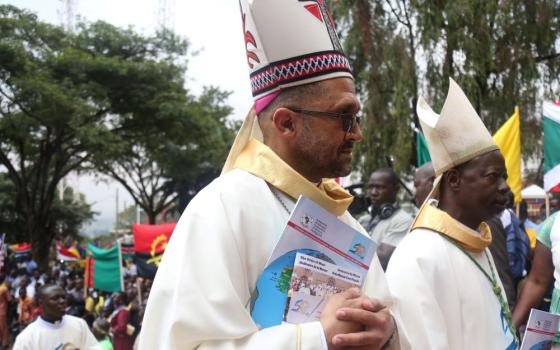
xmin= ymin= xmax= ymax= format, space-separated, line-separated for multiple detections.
xmin=115 ymin=203 xmax=137 ymax=230
xmin=0 ymin=172 xmax=20 ymax=239
xmin=84 ymin=30 xmax=236 ymax=223
xmin=332 ymin=0 xmax=560 ymax=180
xmin=332 ymin=0 xmax=418 ymax=177
xmin=414 ymin=0 xmax=560 ymax=162
xmin=163 ymin=87 xmax=237 ymax=213
xmin=0 ymin=172 xmax=94 ymax=243
xmin=0 ymin=6 xmax=234 ymax=265
xmin=51 ymin=186 xmax=95 ymax=240
xmin=97 ymin=86 xmax=235 ymax=224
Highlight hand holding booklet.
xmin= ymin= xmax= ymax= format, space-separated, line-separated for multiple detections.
xmin=250 ymin=195 xmax=377 ymax=329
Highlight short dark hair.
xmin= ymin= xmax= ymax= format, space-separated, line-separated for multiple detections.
xmin=372 ymin=168 xmax=400 ymax=187
xmin=258 ymin=81 xmax=329 ymax=121
xmin=36 ymin=283 xmax=64 ymax=301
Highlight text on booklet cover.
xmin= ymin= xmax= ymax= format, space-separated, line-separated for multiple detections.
xmin=250 ymin=195 xmax=376 ymax=329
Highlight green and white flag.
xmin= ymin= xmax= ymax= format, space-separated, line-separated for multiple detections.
xmin=544 ymin=101 xmax=560 ymax=192
xmin=84 ymin=243 xmax=123 ymax=293
xmin=416 ymin=131 xmax=431 ymax=167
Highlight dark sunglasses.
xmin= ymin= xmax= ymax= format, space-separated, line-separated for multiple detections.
xmin=287 ymin=108 xmax=361 ymax=133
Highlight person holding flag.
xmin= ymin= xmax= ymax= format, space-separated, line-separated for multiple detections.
xmin=138 ymin=0 xmax=404 ymax=349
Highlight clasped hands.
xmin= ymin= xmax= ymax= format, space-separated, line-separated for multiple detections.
xmin=320 ymin=288 xmax=395 ymax=350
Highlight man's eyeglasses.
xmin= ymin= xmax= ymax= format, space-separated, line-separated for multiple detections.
xmin=287 ymin=108 xmax=361 ymax=133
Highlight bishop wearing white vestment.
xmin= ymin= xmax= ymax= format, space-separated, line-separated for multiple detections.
xmin=386 ymin=79 xmax=518 ymax=350
xmin=138 ymin=147 xmax=399 ymax=349
xmin=138 ymin=0 xmax=404 ymax=349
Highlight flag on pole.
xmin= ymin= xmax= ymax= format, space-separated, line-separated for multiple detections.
xmin=9 ymin=243 xmax=32 ymax=256
xmin=56 ymin=243 xmax=82 ymax=262
xmin=416 ymin=130 xmax=431 ymax=167
xmin=493 ymin=106 xmax=522 ymax=202
xmin=544 ymin=101 xmax=560 ymax=192
xmin=120 ymin=235 xmax=134 ymax=260
xmin=85 ymin=243 xmax=123 ymax=292
xmin=121 ymin=242 xmax=134 ymax=260
xmin=133 ymin=223 xmax=176 ymax=279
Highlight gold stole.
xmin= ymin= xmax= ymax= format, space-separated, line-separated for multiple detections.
xmin=412 ymin=202 xmax=492 ymax=253
xmin=233 ymin=138 xmax=353 ymax=217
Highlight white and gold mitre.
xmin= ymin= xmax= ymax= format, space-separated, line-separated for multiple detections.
xmin=417 ymin=78 xmax=498 ymax=176
xmin=239 ymin=0 xmax=353 ymax=101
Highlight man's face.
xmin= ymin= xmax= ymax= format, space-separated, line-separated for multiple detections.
xmin=414 ymin=165 xmax=435 ymax=207
xmin=39 ymin=286 xmax=67 ymax=321
xmin=367 ymin=172 xmax=397 ymax=207
xmin=292 ymin=78 xmax=362 ymax=179
xmin=454 ymin=150 xmax=509 ymax=222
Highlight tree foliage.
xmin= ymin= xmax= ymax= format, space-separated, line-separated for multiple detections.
xmin=332 ymin=0 xmax=560 ymax=180
xmin=83 ymin=25 xmax=236 ymax=223
xmin=0 ymin=5 xmax=234 ymax=264
xmin=163 ymin=86 xmax=236 ymax=212
xmin=0 ymin=173 xmax=94 ymax=242
xmin=51 ymin=186 xmax=96 ymax=240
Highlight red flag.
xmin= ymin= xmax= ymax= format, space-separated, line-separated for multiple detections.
xmin=132 ymin=223 xmax=176 ymax=254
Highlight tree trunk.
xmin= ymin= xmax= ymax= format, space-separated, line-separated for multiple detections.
xmin=31 ymin=228 xmax=53 ymax=271
xmin=147 ymin=211 xmax=157 ymax=224
xmin=355 ymin=0 xmax=373 ymax=56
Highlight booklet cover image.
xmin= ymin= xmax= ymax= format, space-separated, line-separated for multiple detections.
xmin=284 ymin=252 xmax=363 ymax=324
xmin=250 ymin=196 xmax=376 ymax=329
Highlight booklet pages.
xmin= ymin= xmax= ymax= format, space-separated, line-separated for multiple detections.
xmin=250 ymin=195 xmax=376 ymax=329
xmin=520 ymin=308 xmax=560 ymax=350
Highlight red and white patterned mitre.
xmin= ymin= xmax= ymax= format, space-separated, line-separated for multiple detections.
xmin=239 ymin=0 xmax=353 ymax=113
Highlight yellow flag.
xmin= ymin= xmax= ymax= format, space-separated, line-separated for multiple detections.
xmin=493 ymin=107 xmax=522 ymax=203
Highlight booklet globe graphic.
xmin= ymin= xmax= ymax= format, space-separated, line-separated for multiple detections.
xmin=250 ymin=248 xmax=335 ymax=329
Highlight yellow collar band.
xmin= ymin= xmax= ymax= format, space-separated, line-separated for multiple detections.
xmin=233 ymin=138 xmax=353 ymax=216
xmin=412 ymin=200 xmax=492 ymax=253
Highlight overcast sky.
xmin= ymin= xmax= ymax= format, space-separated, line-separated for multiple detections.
xmin=5 ymin=0 xmax=253 ymax=235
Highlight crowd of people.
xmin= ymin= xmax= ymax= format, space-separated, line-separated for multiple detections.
xmin=0 ymin=257 xmax=151 ymax=349
xmin=3 ymin=172 xmax=558 ymax=349
xmin=4 ymin=0 xmax=560 ymax=349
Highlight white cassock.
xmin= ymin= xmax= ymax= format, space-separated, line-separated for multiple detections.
xmin=386 ymin=228 xmax=516 ymax=350
xmin=138 ymin=168 xmax=402 ymax=350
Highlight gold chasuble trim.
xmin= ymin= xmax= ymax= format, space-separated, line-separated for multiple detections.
xmin=412 ymin=202 xmax=492 ymax=253
xmin=233 ymin=138 xmax=353 ymax=217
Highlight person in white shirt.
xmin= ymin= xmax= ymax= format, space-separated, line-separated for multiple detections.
xmin=13 ymin=284 xmax=100 ymax=350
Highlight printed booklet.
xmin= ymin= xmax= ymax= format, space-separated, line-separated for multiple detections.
xmin=250 ymin=195 xmax=376 ymax=329
xmin=520 ymin=308 xmax=560 ymax=350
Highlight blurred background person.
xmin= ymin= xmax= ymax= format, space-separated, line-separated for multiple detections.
xmin=13 ymin=285 xmax=99 ymax=349
xmin=513 ymin=210 xmax=559 ymax=340
xmin=413 ymin=162 xmax=435 ymax=207
xmin=359 ymin=167 xmax=413 ymax=269
xmin=93 ymin=318 xmax=113 ymax=350
xmin=109 ymin=293 xmax=133 ymax=350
